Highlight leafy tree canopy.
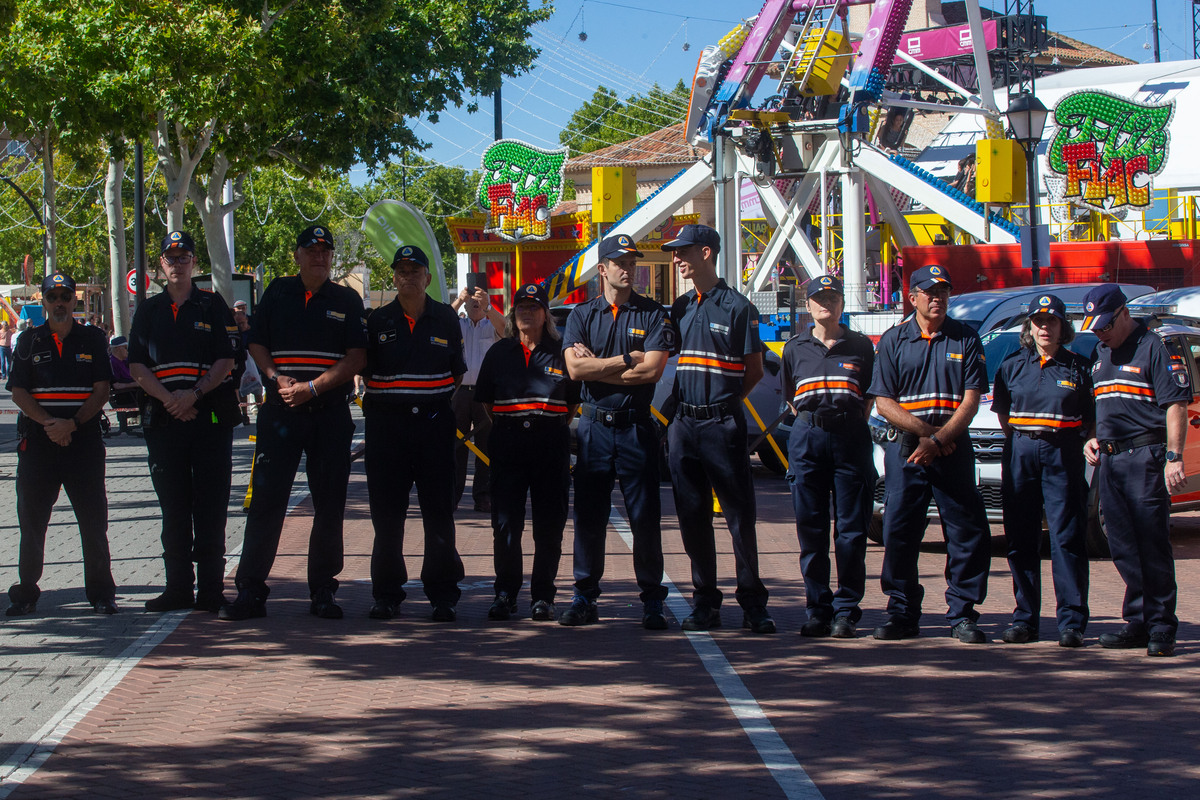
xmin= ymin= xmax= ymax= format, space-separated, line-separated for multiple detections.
xmin=559 ymin=80 xmax=689 ymax=155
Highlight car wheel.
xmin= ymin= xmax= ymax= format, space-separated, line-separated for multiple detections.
xmin=1085 ymin=481 xmax=1111 ymax=559
xmin=757 ymin=443 xmax=787 ymax=475
xmin=867 ymin=511 xmax=884 ymax=544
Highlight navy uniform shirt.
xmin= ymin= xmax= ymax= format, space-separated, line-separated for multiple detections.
xmin=8 ymin=321 xmax=113 ymax=437
xmin=869 ymin=316 xmax=988 ymax=426
xmin=128 ymin=286 xmax=238 ymax=399
xmin=475 ymin=337 xmax=580 ymax=420
xmin=781 ymin=325 xmax=875 ymax=416
xmin=365 ymin=297 xmax=466 ymax=408
xmin=249 ymin=275 xmax=368 ymax=407
xmin=562 ymin=292 xmax=673 ymax=410
xmin=669 ymin=279 xmax=762 ymax=405
xmin=1091 ymin=321 xmax=1190 ymax=441
xmin=992 ymin=346 xmax=1094 ymax=434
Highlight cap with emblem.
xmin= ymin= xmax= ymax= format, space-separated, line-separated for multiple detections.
xmin=1080 ymin=284 xmax=1127 ymax=331
xmin=40 ymin=272 xmax=76 ymax=294
xmin=391 ymin=244 xmax=430 ymax=269
xmin=513 ymin=282 xmax=549 ymax=311
xmin=661 ymin=223 xmax=721 ymax=255
xmin=599 ymin=234 xmax=644 ymax=261
xmin=909 ymin=264 xmax=953 ymax=292
xmin=1026 ymin=293 xmax=1067 ymax=322
xmin=806 ymin=274 xmax=844 ymax=298
xmin=296 ymin=225 xmax=335 ymax=249
xmin=160 ymin=230 xmax=196 ymax=255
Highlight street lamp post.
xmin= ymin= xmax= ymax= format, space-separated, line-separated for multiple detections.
xmin=1006 ymin=92 xmax=1050 ymax=286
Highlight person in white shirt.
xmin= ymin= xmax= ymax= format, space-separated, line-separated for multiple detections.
xmin=450 ymin=284 xmax=506 ymax=512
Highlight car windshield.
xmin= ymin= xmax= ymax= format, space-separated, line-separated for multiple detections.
xmin=980 ymin=329 xmax=1099 ymax=385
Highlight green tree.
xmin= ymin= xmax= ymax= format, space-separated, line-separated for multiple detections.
xmin=559 ymin=80 xmax=690 ymax=155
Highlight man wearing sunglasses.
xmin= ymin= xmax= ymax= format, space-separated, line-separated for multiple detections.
xmin=1082 ymin=284 xmax=1189 ymax=657
xmin=6 ymin=272 xmax=118 ymax=616
xmin=869 ymin=265 xmax=991 ymax=643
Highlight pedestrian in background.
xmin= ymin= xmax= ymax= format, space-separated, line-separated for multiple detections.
xmin=449 ymin=281 xmax=506 ymax=513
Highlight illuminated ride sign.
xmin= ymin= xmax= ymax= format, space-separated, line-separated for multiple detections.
xmin=1046 ymin=90 xmax=1173 ymax=213
xmin=476 ymin=140 xmax=568 ymax=243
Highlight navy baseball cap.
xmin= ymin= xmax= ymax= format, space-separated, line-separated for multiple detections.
xmin=909 ymin=264 xmax=952 ymax=292
xmin=1027 ymin=293 xmax=1067 ymax=322
xmin=391 ymin=244 xmax=430 ymax=269
xmin=1081 ymin=284 xmax=1127 ymax=331
xmin=41 ymin=272 xmax=76 ymax=293
xmin=110 ymin=335 xmax=128 ymax=347
xmin=514 ymin=282 xmax=549 ymax=311
xmin=661 ymin=224 xmax=721 ymax=254
xmin=160 ymin=230 xmax=196 ymax=255
xmin=806 ymin=274 xmax=844 ymax=298
xmin=296 ymin=225 xmax=335 ymax=249
xmin=599 ymin=233 xmax=643 ymax=261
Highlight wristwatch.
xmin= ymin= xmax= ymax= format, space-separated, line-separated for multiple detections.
xmin=1166 ymin=450 xmax=1182 ymax=462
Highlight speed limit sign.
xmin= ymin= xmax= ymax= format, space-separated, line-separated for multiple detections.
xmin=126 ymin=269 xmax=150 ymax=294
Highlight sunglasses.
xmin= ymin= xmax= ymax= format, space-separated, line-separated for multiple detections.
xmin=45 ymin=291 xmax=74 ymax=303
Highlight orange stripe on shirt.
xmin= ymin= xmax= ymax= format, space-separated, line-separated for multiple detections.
xmin=275 ymin=357 xmax=339 ymax=366
xmin=900 ymin=398 xmax=960 ymax=411
xmin=1008 ymin=416 xmax=1083 ymax=429
xmin=1094 ymin=383 xmax=1153 ymax=397
xmin=678 ymin=356 xmax=745 ymax=371
xmin=493 ymin=401 xmax=569 ymax=414
xmin=367 ymin=377 xmax=456 ymax=390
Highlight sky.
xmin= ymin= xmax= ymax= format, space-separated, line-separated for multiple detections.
xmin=355 ymin=0 xmax=1197 ymax=177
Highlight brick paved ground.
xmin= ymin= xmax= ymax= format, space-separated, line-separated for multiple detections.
xmin=3 ymin=391 xmax=1200 ymax=798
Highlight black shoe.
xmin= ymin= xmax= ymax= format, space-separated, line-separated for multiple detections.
xmin=431 ymin=602 xmax=457 ymax=622
xmin=1148 ymin=632 xmax=1176 ymax=657
xmin=743 ymin=606 xmax=776 ymax=635
xmin=1098 ymin=625 xmax=1150 ymax=649
xmin=145 ymin=590 xmax=195 ymax=613
xmin=488 ymin=593 xmax=517 ymax=621
xmin=530 ymin=600 xmax=555 ymax=621
xmin=93 ymin=598 xmax=119 ymax=615
xmin=6 ymin=600 xmax=37 ymax=617
xmin=951 ymin=619 xmax=985 ymax=643
xmin=218 ymin=587 xmax=267 ymax=621
xmin=473 ymin=498 xmax=492 ymax=513
xmin=1001 ymin=622 xmax=1038 ymax=644
xmin=801 ymin=618 xmax=832 ymax=638
xmin=559 ymin=596 xmax=599 ymax=626
xmin=193 ymin=592 xmax=228 ymax=613
xmin=642 ymin=598 xmax=668 ymax=631
xmin=682 ymin=605 xmax=721 ymax=631
xmin=309 ymin=587 xmax=343 ymax=620
xmin=831 ymin=617 xmax=857 ymax=639
xmin=369 ymin=600 xmax=402 ymax=620
xmin=873 ymin=617 xmax=920 ymax=640
xmin=1058 ymin=628 xmax=1084 ymax=648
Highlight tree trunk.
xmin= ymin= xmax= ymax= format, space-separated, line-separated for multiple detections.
xmin=189 ymin=152 xmax=244 ymax=304
xmin=104 ymin=152 xmax=131 ymax=336
xmin=42 ymin=126 xmax=56 ymax=277
xmin=153 ymin=112 xmax=214 ymax=231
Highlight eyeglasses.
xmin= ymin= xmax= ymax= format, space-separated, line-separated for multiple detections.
xmin=1095 ymin=308 xmax=1125 ymax=333
xmin=44 ymin=291 xmax=74 ymax=303
xmin=163 ymin=254 xmax=193 ymax=264
xmin=917 ymin=286 xmax=951 ymax=299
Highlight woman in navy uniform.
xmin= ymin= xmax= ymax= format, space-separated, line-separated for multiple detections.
xmin=129 ymin=231 xmax=240 ymax=613
xmin=475 ymin=283 xmax=579 ymax=622
xmin=992 ymin=294 xmax=1093 ymax=647
xmin=781 ymin=275 xmax=875 ymax=638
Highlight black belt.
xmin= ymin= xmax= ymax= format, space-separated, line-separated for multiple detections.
xmin=795 ymin=410 xmax=859 ymax=432
xmin=1097 ymin=431 xmax=1165 ymax=454
xmin=580 ymin=404 xmax=648 ymax=426
xmin=677 ymin=401 xmax=737 ymax=420
xmin=1014 ymin=428 xmax=1082 ymax=442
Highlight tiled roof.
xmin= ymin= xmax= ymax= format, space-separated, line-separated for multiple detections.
xmin=1040 ymin=31 xmax=1135 ymax=68
xmin=564 ymin=122 xmax=701 ymax=171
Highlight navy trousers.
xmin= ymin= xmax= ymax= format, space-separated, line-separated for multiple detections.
xmin=1001 ymin=432 xmax=1089 ymax=633
xmin=366 ymin=403 xmax=464 ymax=605
xmin=236 ymin=401 xmax=354 ymax=595
xmin=880 ymin=433 xmax=990 ymax=626
xmin=571 ymin=415 xmax=667 ymax=604
xmin=1098 ymin=444 xmax=1177 ymax=637
xmin=787 ymin=419 xmax=875 ymax=624
xmin=668 ymin=411 xmax=769 ymax=611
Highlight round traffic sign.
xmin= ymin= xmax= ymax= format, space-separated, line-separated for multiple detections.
xmin=126 ymin=269 xmax=150 ymax=294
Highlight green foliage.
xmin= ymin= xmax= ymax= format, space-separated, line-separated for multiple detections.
xmin=559 ymin=80 xmax=690 ymax=155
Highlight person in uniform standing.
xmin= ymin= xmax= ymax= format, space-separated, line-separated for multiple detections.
xmin=992 ymin=294 xmax=1092 ymax=647
xmin=781 ymin=275 xmax=875 ymax=638
xmin=219 ymin=225 xmax=367 ymax=622
xmin=869 ymin=265 xmax=990 ymax=643
xmin=561 ymin=234 xmax=672 ymax=629
xmin=364 ymin=245 xmax=466 ymax=623
xmin=129 ymin=231 xmax=240 ymax=613
xmin=475 ymin=283 xmax=579 ymax=622
xmin=6 ymin=273 xmax=117 ymax=616
xmin=450 ymin=283 xmax=506 ymax=512
xmin=1082 ymin=284 xmax=1189 ymax=657
xmin=664 ymin=224 xmax=775 ymax=635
